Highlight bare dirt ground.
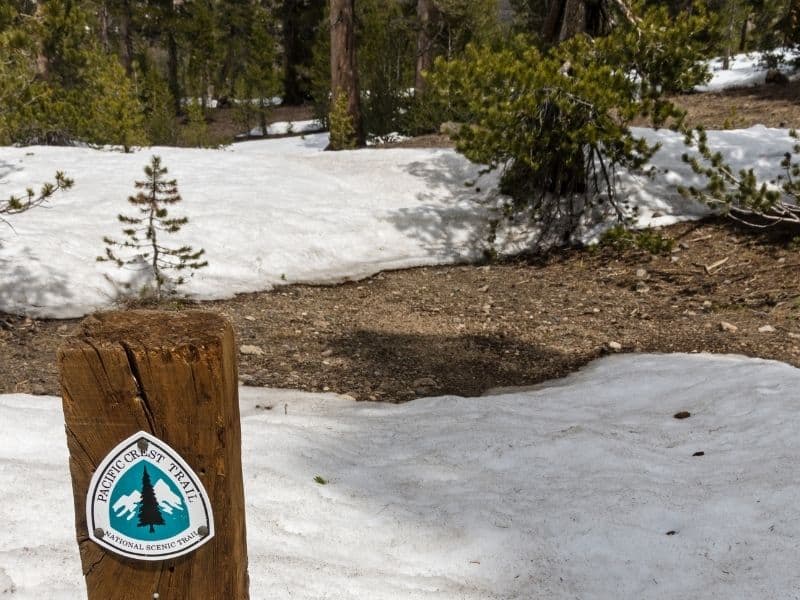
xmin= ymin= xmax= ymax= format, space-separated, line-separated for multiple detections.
xmin=3 ymin=82 xmax=800 ymax=401
xmin=635 ymin=80 xmax=800 ymax=129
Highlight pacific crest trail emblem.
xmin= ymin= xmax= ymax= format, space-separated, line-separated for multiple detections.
xmin=86 ymin=431 xmax=214 ymax=561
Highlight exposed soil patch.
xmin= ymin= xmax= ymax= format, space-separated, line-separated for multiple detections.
xmin=3 ymin=218 xmax=800 ymax=401
xmin=186 ymin=104 xmax=317 ymax=145
xmin=634 ymin=80 xmax=800 ymax=130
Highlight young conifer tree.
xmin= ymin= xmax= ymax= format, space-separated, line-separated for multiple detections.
xmin=99 ymin=156 xmax=207 ymax=299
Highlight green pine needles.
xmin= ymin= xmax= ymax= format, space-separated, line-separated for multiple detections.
xmin=680 ymin=128 xmax=800 ymax=229
xmin=427 ymin=1 xmax=713 ymax=246
xmin=99 ymin=156 xmax=207 ymax=300
xmin=328 ymin=92 xmax=358 ymax=150
xmin=2 ymin=172 xmax=74 ymax=231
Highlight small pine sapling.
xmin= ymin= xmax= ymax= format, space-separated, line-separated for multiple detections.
xmin=328 ymin=92 xmax=357 ymax=150
xmin=99 ymin=155 xmax=207 ymax=299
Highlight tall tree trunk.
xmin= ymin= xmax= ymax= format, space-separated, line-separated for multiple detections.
xmin=120 ymin=0 xmax=134 ymax=76
xmin=34 ymin=2 xmax=49 ymax=78
xmin=738 ymin=10 xmax=749 ymax=52
xmin=281 ymin=0 xmax=326 ymax=105
xmin=167 ymin=30 xmax=181 ymax=114
xmin=542 ymin=0 xmax=620 ymax=44
xmin=541 ymin=0 xmax=565 ymax=43
xmin=415 ymin=0 xmax=436 ymax=98
xmin=98 ymin=2 xmax=111 ymax=53
xmin=782 ymin=0 xmax=800 ymax=46
xmin=329 ymin=0 xmax=364 ymax=148
xmin=558 ymin=0 xmax=586 ymax=41
xmin=282 ymin=0 xmax=301 ymax=104
xmin=722 ymin=1 xmax=736 ymax=70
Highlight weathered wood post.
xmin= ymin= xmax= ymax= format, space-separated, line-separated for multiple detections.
xmin=58 ymin=310 xmax=249 ymax=599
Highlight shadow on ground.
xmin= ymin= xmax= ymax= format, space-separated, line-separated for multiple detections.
xmin=0 ymin=247 xmax=73 ymax=315
xmin=382 ymin=153 xmax=499 ymax=262
xmin=322 ymin=329 xmax=583 ymax=401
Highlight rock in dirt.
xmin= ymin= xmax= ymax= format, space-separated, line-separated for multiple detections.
xmin=765 ymin=69 xmax=790 ymax=85
xmin=719 ymin=322 xmax=738 ymax=333
xmin=240 ymin=344 xmax=265 ymax=356
xmin=413 ymin=377 xmax=437 ymax=389
xmin=608 ymin=341 xmax=623 ymax=352
xmin=758 ymin=325 xmax=776 ymax=333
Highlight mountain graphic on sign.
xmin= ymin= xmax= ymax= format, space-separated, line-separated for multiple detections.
xmin=108 ymin=461 xmax=191 ymax=541
xmin=112 ymin=478 xmax=185 ymax=520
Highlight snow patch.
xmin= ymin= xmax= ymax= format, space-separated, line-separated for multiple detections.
xmin=1 ymin=354 xmax=800 ymax=597
xmin=0 ymin=126 xmax=793 ymax=319
xmin=697 ymin=49 xmax=800 ymax=92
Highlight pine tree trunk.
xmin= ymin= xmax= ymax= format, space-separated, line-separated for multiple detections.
xmin=98 ymin=3 xmax=111 ymax=53
xmin=282 ymin=0 xmax=302 ymax=105
xmin=167 ymin=30 xmax=181 ymax=114
xmin=542 ymin=0 xmax=609 ymax=44
xmin=738 ymin=10 xmax=749 ymax=52
xmin=722 ymin=1 xmax=736 ymax=71
xmin=120 ymin=0 xmax=134 ymax=76
xmin=415 ymin=0 xmax=436 ymax=98
xmin=558 ymin=0 xmax=587 ymax=41
xmin=329 ymin=0 xmax=364 ymax=147
xmin=782 ymin=0 xmax=800 ymax=46
xmin=541 ymin=0 xmax=564 ymax=44
xmin=34 ymin=2 xmax=49 ymax=78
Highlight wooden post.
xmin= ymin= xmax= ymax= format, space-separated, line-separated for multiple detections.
xmin=58 ymin=310 xmax=249 ymax=600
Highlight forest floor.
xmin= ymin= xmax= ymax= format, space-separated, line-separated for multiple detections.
xmin=3 ymin=80 xmax=799 ymax=401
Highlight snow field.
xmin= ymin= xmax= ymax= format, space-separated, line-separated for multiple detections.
xmin=1 ymin=126 xmax=795 ymax=319
xmin=1 ymin=354 xmax=800 ymax=598
xmin=698 ymin=49 xmax=800 ymax=92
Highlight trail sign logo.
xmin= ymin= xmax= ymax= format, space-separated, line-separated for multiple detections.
xmin=86 ymin=431 xmax=214 ymax=561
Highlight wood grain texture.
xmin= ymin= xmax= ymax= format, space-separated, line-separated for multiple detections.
xmin=58 ymin=310 xmax=249 ymax=600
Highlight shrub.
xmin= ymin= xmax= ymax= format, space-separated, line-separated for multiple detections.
xmin=599 ymin=225 xmax=674 ymax=255
xmin=427 ymin=2 xmax=712 ymax=246
xmin=181 ymin=101 xmax=212 ymax=148
xmin=328 ymin=92 xmax=358 ymax=150
xmin=0 ymin=1 xmax=147 ymax=149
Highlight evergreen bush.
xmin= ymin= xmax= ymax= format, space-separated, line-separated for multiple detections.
xmin=328 ymin=92 xmax=358 ymax=150
xmin=680 ymin=128 xmax=800 ymax=229
xmin=0 ymin=0 xmax=147 ymax=149
xmin=181 ymin=101 xmax=212 ymax=148
xmin=427 ymin=2 xmax=712 ymax=245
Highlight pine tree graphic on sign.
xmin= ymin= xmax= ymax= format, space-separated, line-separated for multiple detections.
xmin=137 ymin=466 xmax=165 ymax=533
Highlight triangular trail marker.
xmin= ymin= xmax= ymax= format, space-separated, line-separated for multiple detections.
xmin=86 ymin=431 xmax=214 ymax=561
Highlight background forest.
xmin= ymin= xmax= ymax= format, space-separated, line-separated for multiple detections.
xmin=1 ymin=0 xmax=797 ymax=150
